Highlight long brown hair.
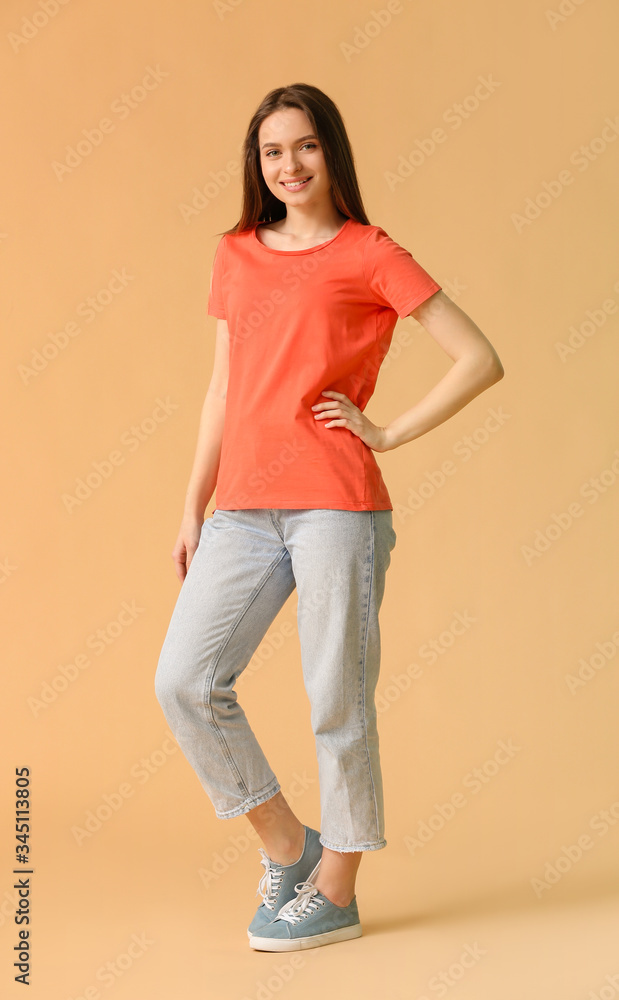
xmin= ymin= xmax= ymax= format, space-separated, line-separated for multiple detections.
xmin=218 ymin=83 xmax=371 ymax=236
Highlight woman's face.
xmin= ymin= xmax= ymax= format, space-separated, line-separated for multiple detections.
xmin=257 ymin=106 xmax=332 ymax=210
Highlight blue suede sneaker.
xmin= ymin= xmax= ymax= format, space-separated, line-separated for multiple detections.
xmin=246 ymin=825 xmax=323 ymax=939
xmin=248 ymin=879 xmax=362 ymax=951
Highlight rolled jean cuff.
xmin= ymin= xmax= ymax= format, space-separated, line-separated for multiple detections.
xmin=319 ymin=837 xmax=387 ymax=853
xmin=213 ymin=779 xmax=282 ymax=820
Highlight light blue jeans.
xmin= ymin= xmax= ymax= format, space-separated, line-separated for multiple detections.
xmin=154 ymin=507 xmax=396 ymax=852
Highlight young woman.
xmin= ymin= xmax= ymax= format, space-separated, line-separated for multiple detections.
xmin=155 ymin=83 xmax=504 ymax=953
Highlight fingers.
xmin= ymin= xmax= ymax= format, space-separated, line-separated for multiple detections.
xmin=178 ymin=542 xmax=200 ymax=582
xmin=312 ymin=390 xmax=349 ymax=412
xmin=172 ymin=552 xmax=187 ymax=583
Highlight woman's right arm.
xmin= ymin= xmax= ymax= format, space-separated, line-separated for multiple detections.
xmin=172 ymin=318 xmax=229 ymax=582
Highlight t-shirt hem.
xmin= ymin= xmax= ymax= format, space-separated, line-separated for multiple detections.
xmin=214 ymin=500 xmax=393 ymax=511
xmin=398 ymin=282 xmax=442 ymax=318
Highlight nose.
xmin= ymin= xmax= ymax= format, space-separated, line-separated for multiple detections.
xmin=281 ymin=152 xmax=302 ymax=173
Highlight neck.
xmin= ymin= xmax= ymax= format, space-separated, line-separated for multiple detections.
xmin=276 ymin=203 xmax=348 ymax=238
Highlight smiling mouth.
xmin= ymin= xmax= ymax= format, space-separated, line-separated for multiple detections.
xmin=280 ymin=177 xmax=312 ymax=189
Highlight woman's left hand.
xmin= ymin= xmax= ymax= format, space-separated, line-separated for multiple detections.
xmin=311 ymin=390 xmax=390 ymax=453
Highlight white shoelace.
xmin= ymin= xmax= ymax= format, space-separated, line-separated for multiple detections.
xmin=275 ymin=881 xmax=326 ymax=924
xmin=255 ymin=848 xmax=285 ymax=911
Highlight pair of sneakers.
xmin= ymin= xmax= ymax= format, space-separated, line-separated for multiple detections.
xmin=247 ymin=824 xmax=362 ymax=952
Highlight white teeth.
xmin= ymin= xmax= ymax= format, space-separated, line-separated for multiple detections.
xmin=282 ymin=179 xmax=309 ymax=188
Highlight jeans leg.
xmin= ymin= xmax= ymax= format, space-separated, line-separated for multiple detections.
xmin=154 ymin=509 xmax=296 ymax=819
xmin=282 ymin=508 xmax=397 ymax=852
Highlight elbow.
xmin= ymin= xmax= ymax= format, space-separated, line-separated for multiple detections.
xmin=461 ymin=352 xmax=504 ymax=393
xmin=489 ymin=357 xmax=505 ymax=384
xmin=478 ymin=349 xmax=504 ymax=386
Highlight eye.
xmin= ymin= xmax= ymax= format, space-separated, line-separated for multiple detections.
xmin=264 ymin=143 xmax=318 ymax=157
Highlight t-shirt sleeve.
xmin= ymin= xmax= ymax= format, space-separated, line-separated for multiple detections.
xmin=207 ymin=235 xmax=227 ymax=319
xmin=363 ymin=227 xmax=442 ymax=319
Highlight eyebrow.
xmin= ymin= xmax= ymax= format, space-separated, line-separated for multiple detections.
xmin=260 ymin=134 xmax=318 ymax=150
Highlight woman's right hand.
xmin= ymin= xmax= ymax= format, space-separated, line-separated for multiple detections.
xmin=172 ymin=515 xmax=204 ymax=583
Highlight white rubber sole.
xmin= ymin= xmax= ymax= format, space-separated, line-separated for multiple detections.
xmin=249 ymin=922 xmax=362 ymax=951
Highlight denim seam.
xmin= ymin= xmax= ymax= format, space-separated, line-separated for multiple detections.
xmin=266 ymin=508 xmax=285 ymax=541
xmin=200 ymin=544 xmax=290 ymax=801
xmin=359 ymin=510 xmax=380 ymax=844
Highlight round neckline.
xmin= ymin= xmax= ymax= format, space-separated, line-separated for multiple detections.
xmin=253 ymin=217 xmax=352 ymax=255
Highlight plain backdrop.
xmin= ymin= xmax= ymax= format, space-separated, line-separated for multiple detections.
xmin=2 ymin=0 xmax=618 ymax=997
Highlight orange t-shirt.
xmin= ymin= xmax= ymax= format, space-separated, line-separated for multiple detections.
xmin=206 ymin=217 xmax=441 ymax=511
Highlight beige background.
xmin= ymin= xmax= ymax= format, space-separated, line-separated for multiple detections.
xmin=2 ymin=0 xmax=619 ymax=997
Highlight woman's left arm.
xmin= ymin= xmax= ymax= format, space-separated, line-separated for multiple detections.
xmin=377 ymin=289 xmax=505 ymax=452
xmin=313 ymin=290 xmax=504 ymax=452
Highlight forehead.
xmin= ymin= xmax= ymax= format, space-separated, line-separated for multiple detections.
xmin=258 ymin=106 xmax=313 ymax=142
